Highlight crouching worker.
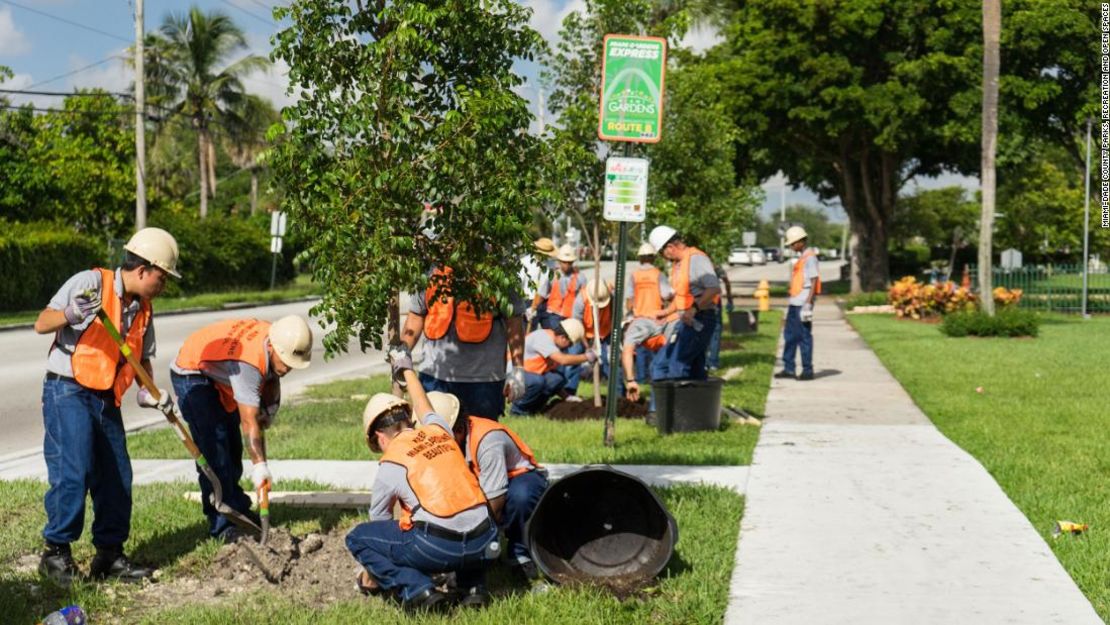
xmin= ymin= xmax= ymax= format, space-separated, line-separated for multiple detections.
xmin=509 ymin=318 xmax=596 ymax=416
xmin=347 ymin=350 xmax=498 ymax=613
xmin=171 ymin=316 xmax=313 ymax=541
xmin=428 ymin=392 xmax=548 ymax=583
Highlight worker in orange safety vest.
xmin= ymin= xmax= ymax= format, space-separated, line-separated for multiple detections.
xmin=624 ymin=242 xmax=673 ymax=384
xmin=527 ymin=244 xmax=586 ymax=331
xmin=775 ymin=226 xmax=821 ymax=381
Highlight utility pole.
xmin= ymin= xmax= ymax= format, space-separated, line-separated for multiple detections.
xmin=779 ymin=176 xmax=787 ymax=254
xmin=1083 ymin=117 xmax=1092 ymax=318
xmin=134 ymin=0 xmax=147 ymax=231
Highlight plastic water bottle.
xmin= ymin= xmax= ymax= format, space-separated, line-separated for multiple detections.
xmin=39 ymin=605 xmax=86 ymax=625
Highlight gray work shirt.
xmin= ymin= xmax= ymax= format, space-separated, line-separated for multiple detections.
xmin=408 ymin=287 xmax=524 ymax=383
xmin=369 ymin=412 xmax=490 ymax=532
xmin=45 ymin=269 xmax=156 ymax=378
xmin=624 ymin=263 xmax=673 ymax=302
xmin=523 ymin=328 xmax=560 ymax=367
xmin=622 ymin=317 xmax=677 ymax=349
xmin=171 ymin=341 xmax=277 ymax=408
xmin=467 ymin=425 xmax=543 ymax=500
xmin=676 ymin=253 xmax=720 ymax=309
xmin=788 ymin=251 xmax=821 ymax=307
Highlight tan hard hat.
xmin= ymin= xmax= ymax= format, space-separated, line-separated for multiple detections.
xmin=362 ymin=393 xmax=410 ymax=452
xmin=554 ymin=244 xmax=577 ymax=263
xmin=637 ymin=242 xmax=656 ymax=257
xmin=425 ymin=391 xmax=460 ymax=429
xmin=533 ymin=237 xmax=556 ymax=256
xmin=559 ymin=318 xmax=585 ymax=344
xmin=585 ymin=278 xmax=611 ymax=308
xmin=784 ymin=226 xmax=808 ymax=246
xmin=124 ymin=227 xmax=181 ymax=278
xmin=648 ymin=225 xmax=677 ymax=252
xmin=269 ymin=315 xmax=313 ymax=370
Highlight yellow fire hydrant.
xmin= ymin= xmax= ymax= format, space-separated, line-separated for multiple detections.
xmin=754 ymin=279 xmax=770 ymax=312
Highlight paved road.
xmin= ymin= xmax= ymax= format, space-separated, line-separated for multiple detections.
xmin=0 ymin=301 xmax=382 ymax=458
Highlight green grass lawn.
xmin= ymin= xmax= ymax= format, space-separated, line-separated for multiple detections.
xmin=128 ymin=312 xmax=780 ymax=466
xmin=0 ymin=479 xmax=743 ymax=625
xmin=849 ymin=313 xmax=1110 ymax=619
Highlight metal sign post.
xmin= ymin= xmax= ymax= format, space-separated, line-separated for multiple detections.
xmin=1083 ymin=117 xmax=1092 ymax=319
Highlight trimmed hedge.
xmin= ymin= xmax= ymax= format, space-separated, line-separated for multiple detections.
xmin=843 ymin=291 xmax=888 ymax=310
xmin=940 ymin=307 xmax=1040 ymax=338
xmin=0 ymin=221 xmax=106 ymax=312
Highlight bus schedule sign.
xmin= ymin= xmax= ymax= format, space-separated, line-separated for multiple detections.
xmin=597 ymin=34 xmax=667 ymax=143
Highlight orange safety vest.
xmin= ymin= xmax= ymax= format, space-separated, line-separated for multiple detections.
xmin=175 ymin=319 xmax=271 ymax=413
xmin=465 ymin=416 xmax=541 ymax=480
xmin=789 ymin=249 xmax=822 ymax=297
xmin=524 ymin=329 xmax=557 ymax=375
xmin=671 ymin=246 xmax=709 ymax=310
xmin=546 ymin=270 xmax=580 ymax=319
xmin=631 ymin=267 xmax=663 ymax=318
xmin=423 ymin=267 xmax=495 ymax=344
xmin=380 ymin=424 xmax=488 ymax=531
xmin=71 ymin=268 xmax=151 ymax=407
xmin=582 ymin=299 xmax=612 ymax=342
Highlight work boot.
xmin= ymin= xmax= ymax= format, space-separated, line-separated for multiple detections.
xmin=509 ymin=558 xmax=539 ymax=585
xmin=458 ymin=585 xmax=491 ymax=609
xmin=402 ymin=587 xmax=451 ymax=613
xmin=89 ymin=545 xmax=154 ymax=583
xmin=773 ymin=370 xmax=796 ymax=380
xmin=798 ymin=371 xmax=814 ymax=381
xmin=38 ymin=542 xmax=79 ymax=586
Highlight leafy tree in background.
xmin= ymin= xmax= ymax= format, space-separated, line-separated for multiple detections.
xmin=271 ymin=0 xmax=544 ymax=355
xmin=891 ymin=187 xmax=978 ymax=277
xmin=222 ymin=95 xmax=280 ymax=215
xmin=756 ymin=205 xmax=841 ymax=252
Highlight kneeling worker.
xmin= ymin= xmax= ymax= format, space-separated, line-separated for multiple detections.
xmin=347 ymin=354 xmax=498 ymax=612
xmin=510 ymin=318 xmax=596 ymax=415
xmin=428 ymin=392 xmax=548 ymax=582
xmin=171 ymin=316 xmax=313 ymax=541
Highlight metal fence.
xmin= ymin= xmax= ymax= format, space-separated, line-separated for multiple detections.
xmin=969 ymin=264 xmax=1110 ymax=313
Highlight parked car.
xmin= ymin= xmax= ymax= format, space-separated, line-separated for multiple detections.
xmin=763 ymin=247 xmax=783 ymax=263
xmin=728 ymin=247 xmax=752 ymax=266
xmin=750 ymin=248 xmax=767 ymax=265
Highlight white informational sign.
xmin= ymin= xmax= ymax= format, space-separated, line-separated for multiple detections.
xmin=742 ymin=231 xmax=757 ymax=247
xmin=270 ymin=236 xmax=283 ymax=254
xmin=603 ymin=157 xmax=649 ymax=223
xmin=1000 ymin=248 xmax=1022 ymax=270
xmin=270 ymin=211 xmax=287 ymax=237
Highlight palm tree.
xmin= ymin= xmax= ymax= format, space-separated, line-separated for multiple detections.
xmin=978 ymin=0 xmax=1000 ymax=315
xmin=151 ymin=6 xmax=269 ymax=218
xmin=223 ymin=95 xmax=280 ymax=215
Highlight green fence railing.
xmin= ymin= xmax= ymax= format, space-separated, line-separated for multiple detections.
xmin=969 ymin=263 xmax=1110 ymax=313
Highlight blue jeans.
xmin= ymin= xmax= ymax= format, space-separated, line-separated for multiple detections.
xmin=541 ymin=312 xmax=565 ymax=331
xmin=510 ymin=370 xmax=566 ymax=415
xmin=634 ymin=345 xmax=654 ymax=383
xmin=346 ymin=520 xmax=497 ymax=600
xmin=782 ymin=305 xmax=814 ymax=375
xmin=171 ymin=373 xmax=259 ymax=539
xmin=42 ymin=377 xmax=132 ymax=547
xmin=418 ymin=373 xmax=504 ymax=421
xmin=653 ymin=310 xmax=717 ymax=381
xmin=706 ymin=307 xmax=724 ymax=370
xmin=501 ymin=470 xmax=548 ymax=563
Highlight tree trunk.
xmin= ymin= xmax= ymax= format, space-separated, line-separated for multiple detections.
xmin=207 ymin=130 xmax=218 ymax=198
xmin=198 ymin=129 xmax=208 ymax=219
xmin=836 ymin=141 xmax=896 ymax=293
xmin=591 ymin=221 xmax=602 ymax=408
xmin=978 ymin=0 xmax=1001 ymax=315
xmin=388 ymin=294 xmax=402 ymax=397
xmin=250 ymin=168 xmax=259 ymax=215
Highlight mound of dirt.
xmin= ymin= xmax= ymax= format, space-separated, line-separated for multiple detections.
xmin=545 ymin=397 xmax=649 ymax=421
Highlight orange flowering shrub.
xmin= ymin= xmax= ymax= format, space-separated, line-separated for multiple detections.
xmin=993 ymin=286 xmax=1023 ymax=307
xmin=888 ymin=276 xmax=977 ymax=319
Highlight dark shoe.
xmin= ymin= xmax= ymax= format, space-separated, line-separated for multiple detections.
xmin=798 ymin=371 xmax=815 ymax=381
xmin=89 ymin=546 xmax=154 ymax=583
xmin=38 ymin=542 xmax=79 ymax=586
xmin=458 ymin=585 xmax=491 ymax=609
xmin=773 ymin=370 xmax=796 ymax=380
xmin=402 ymin=587 xmax=451 ymax=613
xmin=510 ymin=559 xmax=539 ymax=585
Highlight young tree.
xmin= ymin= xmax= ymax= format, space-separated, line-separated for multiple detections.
xmin=271 ymin=0 xmax=544 ymax=355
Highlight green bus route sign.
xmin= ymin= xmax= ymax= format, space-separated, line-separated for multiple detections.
xmin=597 ymin=34 xmax=667 ymax=143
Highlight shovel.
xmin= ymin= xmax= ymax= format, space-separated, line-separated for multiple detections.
xmin=258 ymin=480 xmax=271 ymax=545
xmin=94 ymin=309 xmax=263 ymax=538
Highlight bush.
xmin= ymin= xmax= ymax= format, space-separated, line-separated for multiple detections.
xmin=843 ymin=291 xmax=888 ymax=310
xmin=888 ymin=276 xmax=977 ymax=319
xmin=940 ymin=308 xmax=1040 ymax=338
xmin=0 ymin=221 xmax=106 ymax=311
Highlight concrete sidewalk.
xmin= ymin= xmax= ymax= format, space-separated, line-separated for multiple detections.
xmin=724 ymin=303 xmax=1102 ymax=625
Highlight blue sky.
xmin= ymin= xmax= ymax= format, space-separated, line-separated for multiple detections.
xmin=0 ymin=0 xmax=976 ymax=222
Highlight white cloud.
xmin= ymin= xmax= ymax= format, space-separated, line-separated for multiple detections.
xmin=0 ymin=72 xmax=53 ymax=108
xmin=679 ymin=24 xmax=723 ymax=54
xmin=241 ymin=33 xmax=296 ymax=111
xmin=68 ymin=51 xmax=131 ymax=95
xmin=523 ymin=0 xmax=585 ymax=47
xmin=0 ymin=7 xmax=30 ymax=56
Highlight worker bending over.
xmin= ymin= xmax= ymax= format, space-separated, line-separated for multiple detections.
xmin=567 ymin=279 xmax=613 ymax=394
xmin=621 ymin=317 xmax=677 ymax=403
xmin=509 ymin=319 xmax=596 ymax=415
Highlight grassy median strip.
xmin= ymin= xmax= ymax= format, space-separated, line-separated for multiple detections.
xmin=0 ymin=479 xmax=743 ymax=625
xmin=848 ymin=313 xmax=1110 ymax=620
xmin=128 ymin=311 xmax=781 ymax=466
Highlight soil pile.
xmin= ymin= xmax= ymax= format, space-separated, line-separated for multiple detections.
xmin=545 ymin=397 xmax=649 ymax=421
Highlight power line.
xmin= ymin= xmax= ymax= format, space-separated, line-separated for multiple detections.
xmin=25 ymin=56 xmax=124 ymax=90
xmin=241 ymin=0 xmax=276 ymax=16
xmin=216 ymin=0 xmax=274 ymax=28
xmin=0 ymin=0 xmax=131 ymax=43
xmin=0 ymin=88 xmax=130 ymax=98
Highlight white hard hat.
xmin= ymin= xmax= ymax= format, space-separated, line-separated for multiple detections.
xmin=362 ymin=393 xmax=410 ymax=452
xmin=269 ymin=315 xmax=313 ymax=370
xmin=425 ymin=391 xmax=460 ymax=429
xmin=585 ymin=278 xmax=611 ymax=308
xmin=784 ymin=226 xmax=808 ymax=246
xmin=637 ymin=242 xmax=656 ymax=257
xmin=559 ymin=318 xmax=585 ymax=344
xmin=124 ymin=227 xmax=181 ymax=278
xmin=554 ymin=244 xmax=577 ymax=263
xmin=648 ymin=225 xmax=677 ymax=253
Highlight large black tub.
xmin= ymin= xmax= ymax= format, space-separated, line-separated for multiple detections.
xmin=526 ymin=466 xmax=677 ymax=588
xmin=652 ymin=377 xmax=724 ymax=434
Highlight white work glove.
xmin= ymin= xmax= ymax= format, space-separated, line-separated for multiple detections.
xmin=564 ymin=395 xmax=584 ymax=403
xmin=800 ymin=305 xmax=814 ymax=323
xmin=137 ymin=387 xmax=174 ymax=412
xmin=386 ymin=344 xmax=413 ymax=388
xmin=504 ymin=366 xmax=526 ymax=402
xmin=64 ymin=291 xmax=101 ymax=326
xmin=524 ymin=308 xmax=537 ymax=324
xmin=251 ymin=461 xmax=272 ymax=490
xmin=584 ymin=349 xmax=598 ymax=363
